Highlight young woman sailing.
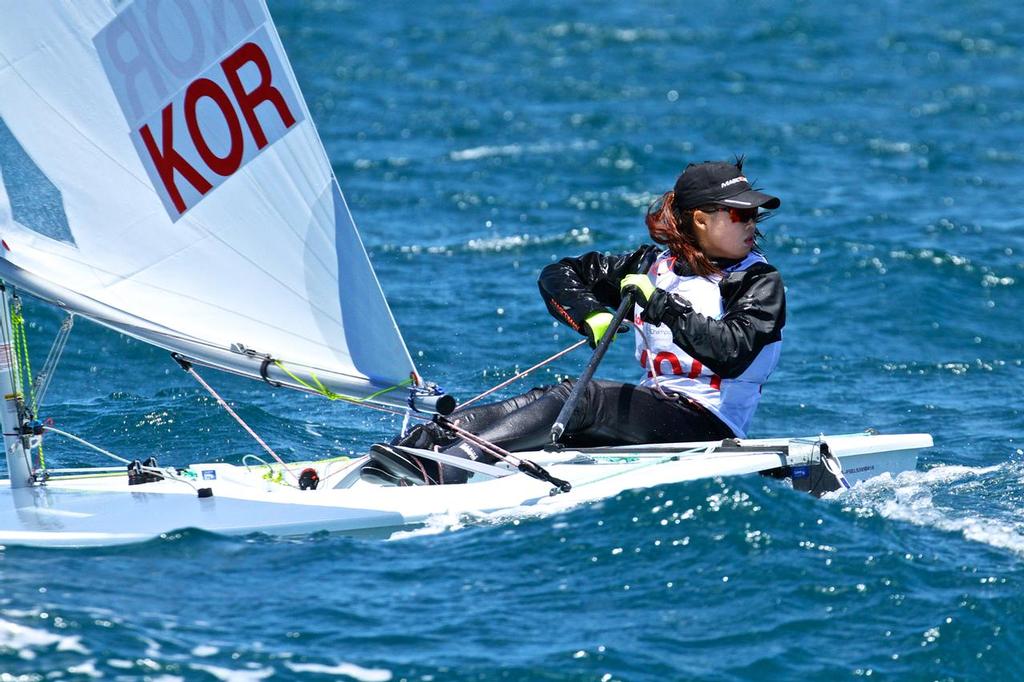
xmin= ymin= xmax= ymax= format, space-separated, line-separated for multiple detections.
xmin=364 ymin=157 xmax=785 ymax=485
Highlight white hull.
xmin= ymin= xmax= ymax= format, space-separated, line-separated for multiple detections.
xmin=0 ymin=432 xmax=932 ymax=547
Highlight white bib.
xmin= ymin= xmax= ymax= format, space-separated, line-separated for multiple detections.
xmin=633 ymin=251 xmax=782 ymax=437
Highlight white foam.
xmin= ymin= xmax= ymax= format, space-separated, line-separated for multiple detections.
xmin=450 ymin=139 xmax=597 ymax=162
xmin=283 ymin=661 xmax=392 ymax=681
xmin=465 ymin=228 xmax=593 ymax=252
xmin=387 ymin=510 xmax=465 ymax=540
xmin=878 ymin=496 xmax=1024 ymax=555
xmin=917 ymin=463 xmax=1002 ymax=482
xmin=835 ymin=463 xmax=1024 ymax=555
xmin=389 ymin=495 xmax=590 ymax=539
xmin=67 ymin=659 xmax=103 ymax=678
xmin=0 ymin=617 xmax=89 ymax=657
xmin=450 ymin=143 xmax=523 ymax=161
xmin=189 ymin=664 xmax=274 ymax=681
xmin=143 ymin=635 xmax=162 ymax=659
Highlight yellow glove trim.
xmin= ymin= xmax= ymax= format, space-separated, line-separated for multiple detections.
xmin=583 ymin=311 xmax=614 ymax=345
xmin=620 ymin=273 xmax=655 ymax=304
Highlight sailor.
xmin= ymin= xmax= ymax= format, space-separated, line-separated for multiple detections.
xmin=364 ymin=158 xmax=785 ymax=485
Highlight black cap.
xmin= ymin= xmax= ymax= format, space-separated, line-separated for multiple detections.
xmin=672 ymin=160 xmax=780 ymax=212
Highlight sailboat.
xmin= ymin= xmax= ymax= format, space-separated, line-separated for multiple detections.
xmin=0 ymin=1 xmax=931 ymax=547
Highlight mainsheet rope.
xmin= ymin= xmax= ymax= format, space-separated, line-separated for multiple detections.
xmin=272 ymin=360 xmax=412 ymax=405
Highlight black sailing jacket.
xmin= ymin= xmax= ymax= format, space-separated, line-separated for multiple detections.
xmin=537 ymin=245 xmax=786 ymax=379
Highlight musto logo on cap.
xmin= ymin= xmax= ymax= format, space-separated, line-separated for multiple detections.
xmin=721 ymin=176 xmax=747 ymax=189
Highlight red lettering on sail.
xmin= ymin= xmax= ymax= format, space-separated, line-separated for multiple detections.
xmin=184 ymin=77 xmax=244 ymax=176
xmin=132 ymin=32 xmax=304 ymax=219
xmin=222 ymin=42 xmax=296 ymax=149
xmin=139 ymin=105 xmax=212 ymax=214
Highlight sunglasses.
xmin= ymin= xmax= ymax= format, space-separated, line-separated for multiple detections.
xmin=697 ymin=206 xmax=758 ymax=223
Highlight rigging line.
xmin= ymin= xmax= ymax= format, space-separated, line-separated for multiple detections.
xmin=3 ymin=291 xmax=42 ymax=469
xmin=315 ymin=458 xmax=370 ymax=487
xmin=0 ymin=284 xmax=28 ymax=422
xmin=15 ymin=310 xmax=36 ymax=411
xmin=458 ymin=339 xmax=588 ymax=411
xmin=0 ymin=286 xmax=35 ymax=473
xmin=0 ymin=291 xmax=19 ymax=399
xmin=272 ymin=360 xmax=412 ymax=405
xmin=42 ymin=425 xmax=197 ymax=492
xmin=33 ymin=313 xmax=73 ymax=407
xmin=241 ymin=453 xmax=287 ymax=484
xmin=9 ymin=295 xmax=45 ymax=469
xmin=242 ymin=453 xmax=274 ymax=472
xmin=437 ymin=418 xmax=515 ymax=461
xmin=42 ymin=425 xmax=129 ymax=464
xmin=8 ymin=316 xmax=24 ymax=403
xmin=176 ymin=358 xmax=299 ymax=486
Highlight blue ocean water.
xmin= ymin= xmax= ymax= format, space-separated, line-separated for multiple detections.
xmin=2 ymin=0 xmax=1023 ymax=679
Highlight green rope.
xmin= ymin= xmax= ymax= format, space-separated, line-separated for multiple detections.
xmin=11 ymin=311 xmax=35 ymax=404
xmin=272 ymin=360 xmax=412 ymax=405
xmin=9 ymin=302 xmax=43 ymax=469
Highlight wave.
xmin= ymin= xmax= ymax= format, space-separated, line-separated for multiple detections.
xmin=0 ymin=616 xmax=89 ymax=659
xmin=377 ymin=226 xmax=594 ymax=255
xmin=449 ymin=138 xmax=599 ymax=162
xmin=774 ymin=232 xmax=1020 ymax=289
xmin=829 ymin=462 xmax=1024 ymax=555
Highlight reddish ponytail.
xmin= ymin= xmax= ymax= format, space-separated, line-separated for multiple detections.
xmin=645 ymin=191 xmax=720 ymax=277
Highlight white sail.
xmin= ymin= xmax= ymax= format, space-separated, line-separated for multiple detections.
xmin=0 ymin=0 xmax=428 ymax=409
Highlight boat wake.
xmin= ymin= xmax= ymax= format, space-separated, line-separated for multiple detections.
xmin=829 ymin=461 xmax=1024 ymax=555
xmin=388 ymin=491 xmax=595 ymax=541
xmin=387 ymin=510 xmax=468 ymax=540
xmin=389 ymin=506 xmax=574 ymax=541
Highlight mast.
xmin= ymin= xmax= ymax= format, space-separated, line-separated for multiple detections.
xmin=0 ymin=285 xmax=33 ymax=488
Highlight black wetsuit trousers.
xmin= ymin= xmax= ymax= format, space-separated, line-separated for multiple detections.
xmin=448 ymin=379 xmax=735 ymax=456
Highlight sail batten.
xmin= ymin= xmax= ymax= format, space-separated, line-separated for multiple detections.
xmin=0 ymin=0 xmax=422 ymax=408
